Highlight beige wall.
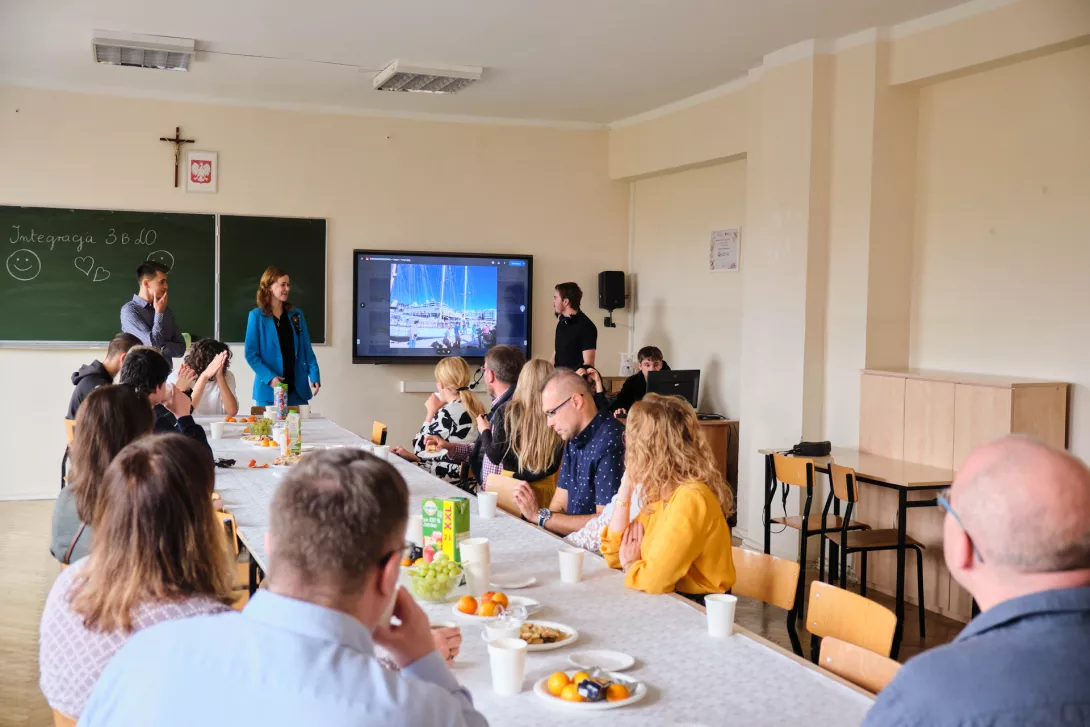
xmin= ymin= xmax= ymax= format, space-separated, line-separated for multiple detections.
xmin=910 ymin=43 xmax=1090 ymax=459
xmin=0 ymin=85 xmax=629 ymax=500
xmin=630 ymin=159 xmax=746 ymax=417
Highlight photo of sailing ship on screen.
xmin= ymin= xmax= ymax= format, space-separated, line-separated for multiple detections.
xmin=389 ymin=264 xmax=498 ymax=352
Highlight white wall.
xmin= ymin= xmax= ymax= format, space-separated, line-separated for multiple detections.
xmin=629 ymin=160 xmax=746 ymax=417
xmin=0 ymin=85 xmax=629 ymax=500
xmin=910 ymin=44 xmax=1090 ymax=458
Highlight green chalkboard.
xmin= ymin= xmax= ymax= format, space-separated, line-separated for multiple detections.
xmin=219 ymin=215 xmax=327 ymax=344
xmin=0 ymin=206 xmax=216 ymax=343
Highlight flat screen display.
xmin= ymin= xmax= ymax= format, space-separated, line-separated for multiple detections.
xmin=353 ymin=250 xmax=533 ymax=363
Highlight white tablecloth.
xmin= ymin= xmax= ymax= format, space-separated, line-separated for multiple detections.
xmin=202 ymin=416 xmax=874 ymax=726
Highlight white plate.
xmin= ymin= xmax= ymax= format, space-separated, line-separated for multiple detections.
xmin=489 ymin=575 xmax=537 ymax=590
xmin=533 ymin=670 xmax=647 ymax=711
xmin=481 ymin=620 xmax=578 ymax=652
xmin=418 ymin=449 xmax=448 ymax=460
xmin=567 ymin=650 xmax=635 ymax=672
xmin=452 ymin=595 xmax=540 ymax=621
xmin=301 ymin=443 xmax=348 ymax=452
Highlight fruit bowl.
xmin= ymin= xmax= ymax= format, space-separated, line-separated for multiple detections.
xmin=406 ymin=553 xmax=463 ymax=602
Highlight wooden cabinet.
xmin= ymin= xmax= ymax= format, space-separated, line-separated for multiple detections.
xmin=859 ymin=368 xmax=1067 ymax=621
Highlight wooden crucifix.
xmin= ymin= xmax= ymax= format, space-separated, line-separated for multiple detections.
xmin=159 ymin=127 xmax=195 ymax=188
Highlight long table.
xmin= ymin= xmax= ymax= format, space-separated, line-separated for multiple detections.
xmin=204 ymin=416 xmax=874 ymax=726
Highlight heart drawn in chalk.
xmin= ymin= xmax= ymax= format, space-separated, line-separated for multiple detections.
xmin=92 ymin=267 xmax=111 ymax=283
xmin=74 ymin=256 xmax=94 ymax=276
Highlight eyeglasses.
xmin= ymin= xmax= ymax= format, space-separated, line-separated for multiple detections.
xmin=937 ymin=489 xmax=985 ymax=563
xmin=545 ymin=396 xmax=574 ymax=419
xmin=379 ymin=541 xmax=414 ymax=567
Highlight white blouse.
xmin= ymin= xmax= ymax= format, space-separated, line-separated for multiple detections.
xmin=167 ymin=369 xmax=237 ymax=416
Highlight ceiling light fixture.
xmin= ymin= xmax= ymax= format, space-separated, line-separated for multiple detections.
xmin=372 ymin=60 xmax=481 ymax=94
xmin=92 ymin=30 xmax=196 ymax=72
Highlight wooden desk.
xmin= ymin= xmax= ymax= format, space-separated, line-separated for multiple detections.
xmin=758 ymin=446 xmax=954 ymax=659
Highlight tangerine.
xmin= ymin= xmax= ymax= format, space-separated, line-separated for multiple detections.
xmin=546 ymin=672 xmax=570 ymax=697
xmin=560 ymin=684 xmax=583 ymax=702
xmin=571 ymin=671 xmax=591 ymax=687
xmin=490 ymin=592 xmax=509 ymax=609
xmin=477 ymin=601 xmax=499 ymax=617
xmin=480 ymin=591 xmax=496 ymax=602
xmin=605 ymin=684 xmax=630 ymax=702
xmin=456 ymin=595 xmax=478 ymax=615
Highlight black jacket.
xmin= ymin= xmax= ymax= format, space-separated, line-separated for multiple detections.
xmin=154 ymin=404 xmax=213 ymax=459
xmin=66 ymin=360 xmax=114 ymax=420
xmin=610 ymin=360 xmax=671 ymax=413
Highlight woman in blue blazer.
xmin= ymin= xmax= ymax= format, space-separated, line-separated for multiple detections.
xmin=244 ymin=266 xmax=321 ymax=406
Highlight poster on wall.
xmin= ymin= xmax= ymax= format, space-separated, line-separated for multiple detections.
xmin=186 ymin=150 xmax=218 ymax=193
xmin=709 ymin=228 xmax=740 ymax=272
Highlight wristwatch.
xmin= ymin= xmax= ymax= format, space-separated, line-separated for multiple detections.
xmin=537 ymin=508 xmax=553 ymax=528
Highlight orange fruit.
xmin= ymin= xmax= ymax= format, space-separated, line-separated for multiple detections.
xmin=606 ymin=684 xmax=630 ymax=702
xmin=560 ymin=684 xmax=583 ymax=702
xmin=571 ymin=671 xmax=591 ymax=687
xmin=400 ymin=557 xmax=412 ymax=567
xmin=480 ymin=591 xmax=496 ymax=603
xmin=477 ymin=601 xmax=498 ymax=617
xmin=490 ymin=592 xmax=509 ymax=609
xmin=456 ymin=595 xmax=478 ymax=615
xmin=546 ymin=672 xmax=570 ymax=697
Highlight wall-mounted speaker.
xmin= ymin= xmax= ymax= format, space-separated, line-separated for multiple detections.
xmin=598 ymin=271 xmax=625 ymax=310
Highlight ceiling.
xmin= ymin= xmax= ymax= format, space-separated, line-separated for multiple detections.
xmin=0 ymin=0 xmax=970 ymax=125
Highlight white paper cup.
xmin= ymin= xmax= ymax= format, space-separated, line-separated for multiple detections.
xmin=210 ymin=421 xmax=225 ymax=440
xmin=487 ymin=638 xmax=528 ymax=695
xmin=407 ymin=515 xmax=424 ymax=546
xmin=297 ymin=404 xmax=311 ymax=419
xmin=485 ymin=620 xmax=522 ymax=642
xmin=478 ymin=491 xmax=498 ymax=519
xmin=558 ymin=546 xmax=585 ymax=584
xmin=460 ymin=538 xmax=491 ymax=598
xmin=705 ymin=594 xmax=738 ymax=638
xmin=372 ymin=445 xmax=390 ymax=461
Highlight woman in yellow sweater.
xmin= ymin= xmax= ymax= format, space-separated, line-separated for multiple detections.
xmin=600 ymin=394 xmax=735 ymax=601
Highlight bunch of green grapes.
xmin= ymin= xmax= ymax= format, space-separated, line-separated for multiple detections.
xmin=249 ymin=418 xmax=272 ymax=437
xmin=407 ymin=552 xmax=463 ymax=601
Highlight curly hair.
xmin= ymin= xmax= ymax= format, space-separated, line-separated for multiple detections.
xmin=185 ymin=338 xmax=231 ymax=376
xmin=625 ymin=393 xmax=734 ymax=519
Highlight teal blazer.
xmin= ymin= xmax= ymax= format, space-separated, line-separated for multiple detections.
xmin=244 ymin=307 xmax=321 ymax=405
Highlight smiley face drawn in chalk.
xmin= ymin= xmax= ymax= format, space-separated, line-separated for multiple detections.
xmin=146 ymin=250 xmax=175 ymax=270
xmin=6 ymin=249 xmax=42 ymax=281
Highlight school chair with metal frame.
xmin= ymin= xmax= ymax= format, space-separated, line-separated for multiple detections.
xmin=371 ymin=421 xmax=388 ymax=445
xmin=730 ymin=546 xmax=802 ymax=656
xmin=769 ymin=454 xmax=869 ymax=617
xmin=806 ymin=579 xmax=897 ymax=663
xmin=818 ymin=636 xmax=901 ymax=694
xmin=820 ymin=463 xmax=927 ymax=640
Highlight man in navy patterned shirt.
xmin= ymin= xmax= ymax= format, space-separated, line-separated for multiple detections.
xmin=513 ymin=369 xmax=624 ymax=536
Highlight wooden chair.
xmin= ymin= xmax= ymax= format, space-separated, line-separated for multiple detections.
xmin=807 ymin=580 xmax=897 ymax=662
xmin=485 ymin=473 xmax=556 ymax=516
xmin=731 ymin=546 xmax=802 ymax=655
xmin=818 ymin=637 xmax=901 ymax=694
xmin=250 ymin=405 xmax=266 ymax=415
xmin=52 ymin=709 xmax=76 ymax=727
xmin=770 ymin=454 xmax=868 ymax=616
xmin=371 ymin=421 xmax=388 ymax=445
xmin=61 ymin=419 xmax=77 ymax=489
xmin=821 ymin=464 xmax=926 ymax=639
xmin=64 ymin=419 xmax=76 ymax=444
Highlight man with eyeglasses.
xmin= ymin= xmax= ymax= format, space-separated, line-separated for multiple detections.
xmin=512 ymin=369 xmax=625 ymax=536
xmin=80 ymin=449 xmax=484 ymax=727
xmin=864 ymin=436 xmax=1090 ymax=726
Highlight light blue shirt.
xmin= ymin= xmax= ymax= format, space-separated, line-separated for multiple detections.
xmin=80 ymin=590 xmax=488 ymax=727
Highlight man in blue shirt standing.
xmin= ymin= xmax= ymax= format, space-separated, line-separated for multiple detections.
xmin=80 ymin=449 xmax=487 ymax=727
xmin=864 ymin=436 xmax=1090 ymax=726
xmin=119 ymin=261 xmax=186 ymax=368
xmin=513 ymin=369 xmax=624 ymax=536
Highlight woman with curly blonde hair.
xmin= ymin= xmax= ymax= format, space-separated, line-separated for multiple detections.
xmin=600 ymin=393 xmax=735 ymax=600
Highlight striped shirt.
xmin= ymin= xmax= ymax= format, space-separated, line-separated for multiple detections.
xmin=119 ymin=294 xmax=186 ymax=367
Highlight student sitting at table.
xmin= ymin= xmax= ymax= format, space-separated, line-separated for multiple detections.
xmin=564 ymin=476 xmax=641 ymax=555
xmin=117 ymin=346 xmax=211 ymax=456
xmin=479 ymin=358 xmax=563 ymax=492
xmin=392 ymin=356 xmax=484 ymax=485
xmin=65 ymin=332 xmax=141 ymax=420
xmin=168 ymin=338 xmax=239 ymax=417
xmin=600 ymin=394 xmax=735 ymax=601
xmin=609 ymin=345 xmax=669 ymax=417
xmin=40 ymin=435 xmax=234 ymax=719
xmin=50 ymin=385 xmax=155 ymax=565
xmin=78 ymin=449 xmax=488 ymax=727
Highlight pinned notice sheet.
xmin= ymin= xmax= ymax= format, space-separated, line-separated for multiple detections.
xmin=709 ymin=228 xmax=740 ymax=272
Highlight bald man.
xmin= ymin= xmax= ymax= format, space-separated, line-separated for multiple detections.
xmin=864 ymin=436 xmax=1090 ymax=726
xmin=512 ymin=369 xmax=625 ymax=536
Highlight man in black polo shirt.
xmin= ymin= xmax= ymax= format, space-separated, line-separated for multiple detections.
xmin=552 ymin=282 xmax=597 ymax=370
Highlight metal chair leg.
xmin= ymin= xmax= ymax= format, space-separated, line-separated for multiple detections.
xmin=810 ymin=634 xmax=822 ymax=664
xmin=860 ymin=552 xmax=868 ymax=597
xmin=796 ymin=524 xmax=809 ymax=621
xmin=913 ymin=545 xmax=926 ymax=639
xmin=786 ymin=607 xmax=802 ymax=656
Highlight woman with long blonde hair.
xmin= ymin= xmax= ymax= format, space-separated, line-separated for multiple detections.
xmin=600 ymin=394 xmax=735 ymax=600
xmin=393 ymin=356 xmax=484 ymax=484
xmin=478 ymin=359 xmax=562 ymax=481
xmin=40 ymin=435 xmax=234 ymax=718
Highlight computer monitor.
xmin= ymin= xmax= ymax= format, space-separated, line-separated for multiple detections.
xmin=646 ymin=370 xmax=700 ymax=409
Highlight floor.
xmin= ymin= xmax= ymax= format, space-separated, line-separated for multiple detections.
xmin=0 ymin=500 xmax=964 ymax=727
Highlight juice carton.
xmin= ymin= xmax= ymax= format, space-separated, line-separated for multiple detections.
xmin=272 ymin=383 xmax=289 ymax=420
xmin=286 ymin=412 xmax=301 ymax=455
xmin=421 ymin=497 xmax=471 ymax=562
